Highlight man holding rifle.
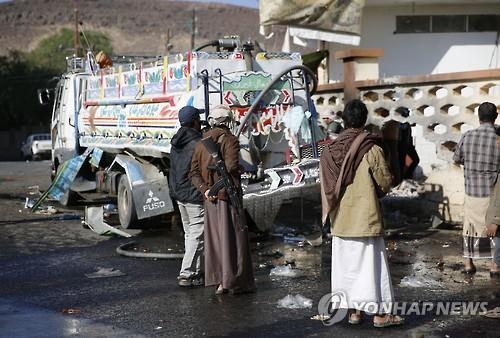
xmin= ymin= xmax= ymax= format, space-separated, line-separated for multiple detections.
xmin=189 ymin=104 xmax=255 ymax=295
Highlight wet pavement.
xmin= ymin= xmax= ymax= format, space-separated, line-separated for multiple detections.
xmin=0 ymin=161 xmax=499 ymax=337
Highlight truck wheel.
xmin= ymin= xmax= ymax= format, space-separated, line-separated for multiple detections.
xmin=118 ymin=175 xmax=139 ymax=229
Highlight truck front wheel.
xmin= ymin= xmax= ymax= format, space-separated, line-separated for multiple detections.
xmin=117 ymin=175 xmax=139 ymax=229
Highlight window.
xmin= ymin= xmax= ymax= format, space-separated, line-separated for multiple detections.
xmin=396 ymin=16 xmax=430 ymax=33
xmin=468 ymin=15 xmax=500 ymax=32
xmin=396 ymin=14 xmax=500 ymax=34
xmin=432 ymin=15 xmax=466 ymax=33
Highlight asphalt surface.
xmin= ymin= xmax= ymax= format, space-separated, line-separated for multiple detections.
xmin=0 ymin=161 xmax=499 ymax=337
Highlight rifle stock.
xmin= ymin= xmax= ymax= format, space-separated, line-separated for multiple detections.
xmin=201 ymin=137 xmax=243 ymax=213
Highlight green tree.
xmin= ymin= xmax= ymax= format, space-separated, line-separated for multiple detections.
xmin=0 ymin=29 xmax=113 ymax=130
xmin=25 ymin=28 xmax=113 ymax=73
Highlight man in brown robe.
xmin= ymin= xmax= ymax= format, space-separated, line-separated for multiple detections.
xmin=189 ymin=104 xmax=255 ymax=294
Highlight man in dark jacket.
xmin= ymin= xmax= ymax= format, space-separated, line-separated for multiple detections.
xmin=169 ymin=106 xmax=204 ymax=287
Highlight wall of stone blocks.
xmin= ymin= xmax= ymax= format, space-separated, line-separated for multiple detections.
xmin=313 ymin=80 xmax=500 ymax=174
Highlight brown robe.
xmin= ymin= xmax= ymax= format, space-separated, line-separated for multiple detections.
xmin=190 ymin=127 xmax=255 ymax=290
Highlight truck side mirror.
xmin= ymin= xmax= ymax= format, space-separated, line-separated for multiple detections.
xmin=37 ymin=88 xmax=53 ymax=106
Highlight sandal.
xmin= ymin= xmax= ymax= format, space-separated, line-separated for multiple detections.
xmin=215 ymin=284 xmax=227 ymax=295
xmin=461 ymin=266 xmax=477 ymax=275
xmin=348 ymin=312 xmax=362 ymax=325
xmin=373 ymin=315 xmax=404 ymax=328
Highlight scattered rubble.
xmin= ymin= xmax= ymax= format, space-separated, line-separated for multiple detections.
xmin=270 ymin=264 xmax=304 ymax=277
xmin=62 ymin=308 xmax=81 ymax=314
xmin=85 ymin=267 xmax=126 ymax=279
xmin=386 ymin=180 xmax=424 ymax=198
xmin=277 ymin=294 xmax=312 ymax=309
xmin=481 ymin=307 xmax=500 ymax=318
xmin=310 ymin=314 xmax=331 ymax=321
xmin=400 ymin=262 xmax=442 ymax=288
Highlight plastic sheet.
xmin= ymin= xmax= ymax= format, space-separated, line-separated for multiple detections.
xmin=269 ymin=264 xmax=304 ymax=277
xmin=277 ymin=294 xmax=313 ymax=309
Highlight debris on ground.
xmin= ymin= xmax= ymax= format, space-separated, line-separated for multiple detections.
xmin=481 ymin=307 xmax=500 ymax=318
xmin=84 ymin=206 xmax=132 ymax=238
xmin=400 ymin=273 xmax=442 ymax=288
xmin=277 ymin=294 xmax=313 ymax=309
xmin=311 ymin=314 xmax=331 ymax=321
xmin=283 ymin=235 xmax=306 ymax=243
xmin=85 ymin=267 xmax=126 ymax=279
xmin=257 ymin=250 xmax=283 ymax=258
xmin=386 ymin=240 xmax=398 ymax=252
xmin=400 ymin=262 xmax=442 ymax=288
xmin=34 ymin=205 xmax=59 ymax=215
xmin=62 ymin=308 xmax=81 ymax=314
xmin=304 ymin=233 xmax=323 ymax=247
xmin=27 ymin=185 xmax=41 ymax=196
xmin=24 ymin=198 xmax=34 ymax=209
xmin=269 ymin=264 xmax=303 ymax=277
xmin=386 ymin=180 xmax=424 ymax=198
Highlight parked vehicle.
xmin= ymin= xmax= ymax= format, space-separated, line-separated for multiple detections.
xmin=20 ymin=133 xmax=51 ymax=160
xmin=40 ymin=38 xmax=322 ymax=230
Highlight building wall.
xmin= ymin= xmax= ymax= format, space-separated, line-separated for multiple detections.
xmin=327 ymin=4 xmax=500 ymax=81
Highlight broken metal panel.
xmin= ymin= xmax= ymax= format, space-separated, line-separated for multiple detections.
xmin=31 ymin=148 xmax=93 ymax=211
xmin=84 ymin=206 xmax=133 ymax=237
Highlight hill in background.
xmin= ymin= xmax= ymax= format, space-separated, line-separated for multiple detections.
xmin=0 ymin=0 xmax=287 ymax=56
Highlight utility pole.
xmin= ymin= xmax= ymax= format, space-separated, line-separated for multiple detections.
xmin=165 ymin=28 xmax=173 ymax=54
xmin=190 ymin=8 xmax=196 ymax=50
xmin=74 ymin=8 xmax=80 ymax=56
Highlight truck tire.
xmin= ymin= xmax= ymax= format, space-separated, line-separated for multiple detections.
xmin=118 ymin=175 xmax=139 ymax=229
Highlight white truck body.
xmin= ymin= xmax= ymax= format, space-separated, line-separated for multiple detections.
xmin=49 ymin=48 xmax=321 ymax=230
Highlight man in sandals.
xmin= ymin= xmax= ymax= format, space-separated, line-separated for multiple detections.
xmin=485 ymin=128 xmax=500 ymax=277
xmin=320 ymin=99 xmax=404 ymax=327
xmin=189 ymin=104 xmax=255 ymax=295
xmin=454 ymin=102 xmax=499 ymax=275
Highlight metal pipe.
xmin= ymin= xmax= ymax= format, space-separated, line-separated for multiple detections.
xmin=116 ymin=241 xmax=184 ymax=259
xmin=236 ymin=64 xmax=317 ymax=137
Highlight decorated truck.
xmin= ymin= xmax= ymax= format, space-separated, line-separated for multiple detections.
xmin=39 ymin=39 xmax=323 ymax=232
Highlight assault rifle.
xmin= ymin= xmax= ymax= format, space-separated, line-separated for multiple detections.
xmin=201 ymin=137 xmax=243 ymax=215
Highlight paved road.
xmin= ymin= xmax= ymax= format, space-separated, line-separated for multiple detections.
xmin=0 ymin=161 xmax=498 ymax=337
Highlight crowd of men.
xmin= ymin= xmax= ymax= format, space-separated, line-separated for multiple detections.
xmin=168 ymin=99 xmax=499 ymax=328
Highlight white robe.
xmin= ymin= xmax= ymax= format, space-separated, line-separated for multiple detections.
xmin=331 ymin=236 xmax=394 ymax=314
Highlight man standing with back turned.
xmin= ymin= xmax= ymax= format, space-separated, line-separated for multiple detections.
xmin=454 ymin=102 xmax=499 ymax=275
xmin=169 ymin=106 xmax=204 ymax=287
xmin=320 ymin=99 xmax=403 ymax=327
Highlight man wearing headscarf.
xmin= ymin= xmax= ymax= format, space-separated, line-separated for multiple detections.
xmin=190 ymin=104 xmax=255 ymax=295
xmin=320 ymin=99 xmax=403 ymax=327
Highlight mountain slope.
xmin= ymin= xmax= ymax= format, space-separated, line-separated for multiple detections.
xmin=0 ymin=0 xmax=286 ymax=56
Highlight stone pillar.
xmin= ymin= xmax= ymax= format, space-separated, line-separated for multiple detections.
xmin=335 ymin=48 xmax=384 ymax=102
